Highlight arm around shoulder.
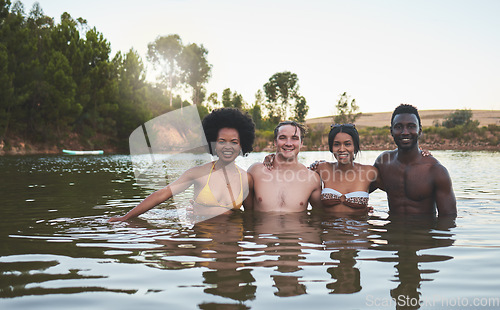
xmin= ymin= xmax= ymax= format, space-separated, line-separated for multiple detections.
xmin=370 ymin=161 xmax=383 ymax=193
xmin=370 ymin=152 xmax=391 ymax=193
xmin=308 ymin=171 xmax=323 ymax=209
xmin=243 ymin=172 xmax=254 ymax=210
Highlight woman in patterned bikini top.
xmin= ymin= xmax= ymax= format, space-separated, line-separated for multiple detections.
xmin=311 ymin=124 xmax=378 ymax=214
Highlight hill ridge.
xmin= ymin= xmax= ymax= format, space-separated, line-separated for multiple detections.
xmin=306 ymin=109 xmax=500 ymax=128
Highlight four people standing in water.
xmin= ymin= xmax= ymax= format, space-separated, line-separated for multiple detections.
xmin=109 ymin=103 xmax=456 ymax=223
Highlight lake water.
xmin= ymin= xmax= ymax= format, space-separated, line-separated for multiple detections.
xmin=1 ymin=151 xmax=499 ymax=309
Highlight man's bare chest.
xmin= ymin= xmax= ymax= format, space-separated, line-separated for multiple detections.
xmin=381 ymin=163 xmax=434 ymax=200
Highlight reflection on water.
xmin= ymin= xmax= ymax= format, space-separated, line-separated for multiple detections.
xmin=1 ymin=151 xmax=499 ymax=309
xmin=368 ymin=216 xmax=456 ymax=310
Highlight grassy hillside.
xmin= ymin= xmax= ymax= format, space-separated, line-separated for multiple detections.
xmin=306 ymin=109 xmax=500 ymax=128
xmin=299 ymin=110 xmax=500 ymax=151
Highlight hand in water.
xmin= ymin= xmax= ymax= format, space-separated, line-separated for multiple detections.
xmin=108 ymin=216 xmax=126 ymax=222
xmin=263 ymin=154 xmax=275 ymax=170
xmin=308 ymin=160 xmax=325 ymax=172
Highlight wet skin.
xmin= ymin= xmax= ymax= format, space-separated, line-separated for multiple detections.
xmin=373 ymin=113 xmax=456 ymax=215
xmin=247 ymin=124 xmax=322 ymax=212
xmin=317 ymin=132 xmax=377 ymax=214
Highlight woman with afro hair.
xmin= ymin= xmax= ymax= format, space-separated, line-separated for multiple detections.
xmin=109 ymin=107 xmax=255 ymax=222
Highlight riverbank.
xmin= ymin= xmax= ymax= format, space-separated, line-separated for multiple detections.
xmin=257 ymin=141 xmax=499 ymax=153
xmin=2 ymin=126 xmax=499 ymax=156
xmin=0 ymin=134 xmax=120 ymax=156
xmin=1 ymin=137 xmax=498 ymax=156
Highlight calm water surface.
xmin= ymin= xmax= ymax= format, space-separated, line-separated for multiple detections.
xmin=1 ymin=151 xmax=499 ymax=309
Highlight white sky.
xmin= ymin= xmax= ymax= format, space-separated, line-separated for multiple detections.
xmin=20 ymin=0 xmax=500 ymax=118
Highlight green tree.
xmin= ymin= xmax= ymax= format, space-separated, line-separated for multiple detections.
xmin=294 ymin=95 xmax=308 ymax=123
xmin=178 ymin=43 xmax=211 ymax=106
xmin=222 ymin=88 xmax=232 ymax=107
xmin=113 ymin=49 xmax=150 ymax=140
xmin=263 ymin=71 xmax=306 ymax=121
xmin=334 ymin=92 xmax=361 ymax=124
xmin=147 ymin=34 xmax=183 ymax=107
xmin=231 ymin=92 xmax=244 ymax=110
xmin=215 ymin=88 xmax=244 ymax=109
xmin=74 ymin=26 xmax=117 ymax=137
xmin=205 ymin=92 xmax=220 ymax=111
xmin=442 ymin=109 xmax=475 ymax=128
xmin=0 ymin=0 xmax=10 ymax=24
xmin=0 ymin=43 xmax=14 ymax=139
xmin=20 ymin=2 xmax=54 ymax=138
xmin=250 ymin=90 xmax=264 ymax=129
xmin=1 ymin=1 xmax=37 ymax=136
xmin=40 ymin=50 xmax=78 ymax=135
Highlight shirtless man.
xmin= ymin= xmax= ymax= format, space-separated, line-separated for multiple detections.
xmin=247 ymin=121 xmax=322 ymax=212
xmin=372 ymin=104 xmax=457 ymax=216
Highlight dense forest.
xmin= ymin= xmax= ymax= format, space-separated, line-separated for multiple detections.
xmin=0 ymin=1 xmax=310 ymax=153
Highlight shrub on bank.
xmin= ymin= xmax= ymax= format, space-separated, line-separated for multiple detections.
xmin=252 ymin=122 xmax=499 ymax=151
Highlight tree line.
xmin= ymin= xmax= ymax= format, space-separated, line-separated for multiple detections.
xmin=0 ymin=1 xmax=310 ymax=151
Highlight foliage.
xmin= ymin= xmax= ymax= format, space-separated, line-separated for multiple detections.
xmin=334 ymin=92 xmax=361 ymax=124
xmin=147 ymin=34 xmax=183 ymax=107
xmin=205 ymin=92 xmax=220 ymax=111
xmin=253 ymin=129 xmax=274 ymax=150
xmin=217 ymin=88 xmax=245 ymax=109
xmin=178 ymin=43 xmax=212 ymax=106
xmin=249 ymin=90 xmax=265 ymax=130
xmin=148 ymin=35 xmax=212 ymax=107
xmin=0 ymin=3 xmax=207 ymax=151
xmin=294 ymin=95 xmax=308 ymax=123
xmin=441 ymin=109 xmax=475 ymax=128
xmin=263 ymin=71 xmax=308 ymax=122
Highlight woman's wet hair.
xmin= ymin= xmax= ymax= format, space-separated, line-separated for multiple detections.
xmin=328 ymin=124 xmax=360 ymax=155
xmin=202 ymin=107 xmax=255 ymax=156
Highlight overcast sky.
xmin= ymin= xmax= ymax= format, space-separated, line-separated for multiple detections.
xmin=20 ymin=0 xmax=500 ymax=118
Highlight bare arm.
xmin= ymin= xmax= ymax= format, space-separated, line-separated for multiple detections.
xmin=109 ymin=168 xmax=198 ymax=222
xmin=370 ymin=155 xmax=385 ymax=193
xmin=109 ymin=186 xmax=174 ymax=222
xmin=243 ymin=172 xmax=254 ymax=210
xmin=308 ymin=173 xmax=323 ymax=209
xmin=433 ymin=164 xmax=457 ymax=216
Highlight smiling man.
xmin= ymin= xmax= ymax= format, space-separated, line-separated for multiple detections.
xmin=372 ymin=104 xmax=457 ymax=216
xmin=247 ymin=121 xmax=322 ymax=212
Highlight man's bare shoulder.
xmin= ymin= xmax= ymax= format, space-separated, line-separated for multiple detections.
xmin=298 ymin=163 xmax=321 ymax=184
xmin=375 ymin=149 xmax=397 ymax=166
xmin=301 ymin=163 xmax=320 ymax=174
xmin=420 ymin=154 xmax=441 ymax=165
xmin=425 ymin=156 xmax=450 ymax=176
xmin=248 ymin=162 xmax=265 ymax=172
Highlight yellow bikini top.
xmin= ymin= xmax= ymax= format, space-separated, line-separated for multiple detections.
xmin=195 ymin=162 xmax=244 ymax=209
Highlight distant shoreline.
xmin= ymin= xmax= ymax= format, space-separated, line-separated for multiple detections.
xmin=258 ymin=143 xmax=499 ymax=153
xmin=1 ymin=141 xmax=498 ymax=156
xmin=2 ymin=109 xmax=499 ymax=156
